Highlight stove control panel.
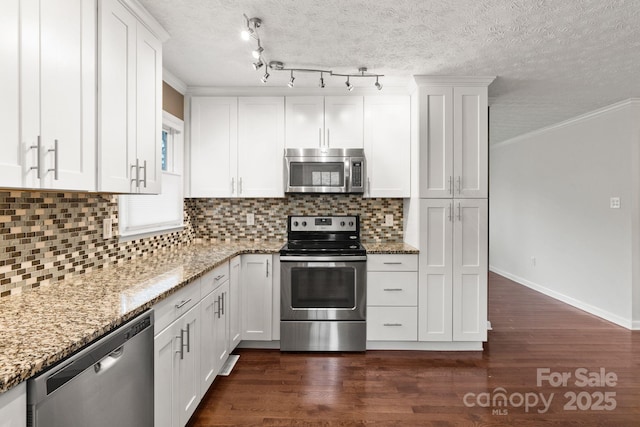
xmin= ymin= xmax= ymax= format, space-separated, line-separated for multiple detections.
xmin=289 ymin=216 xmax=358 ymax=232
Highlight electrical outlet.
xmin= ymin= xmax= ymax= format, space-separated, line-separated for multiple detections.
xmin=610 ymin=197 xmax=621 ymax=209
xmin=103 ymin=218 xmax=113 ymax=239
xmin=246 ymin=213 xmax=255 ymax=226
xmin=385 ymin=214 xmax=394 ymax=226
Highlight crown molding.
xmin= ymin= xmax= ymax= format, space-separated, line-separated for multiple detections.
xmin=412 ymin=75 xmax=496 ymax=87
xmin=120 ymin=0 xmax=170 ymax=42
xmin=163 ymin=68 xmax=187 ymax=94
xmin=186 ymin=86 xmax=411 ymax=97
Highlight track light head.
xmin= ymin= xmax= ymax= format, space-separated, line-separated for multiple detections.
xmin=345 ymin=77 xmax=354 ymax=91
xmin=375 ymin=76 xmax=382 ymax=91
xmin=319 ymin=73 xmax=325 ymax=88
xmin=241 ymin=16 xmax=261 ymax=41
xmin=288 ymin=70 xmax=295 ymax=88
xmin=240 ymin=28 xmax=253 ymax=41
xmin=252 ymin=46 xmax=264 ymax=59
xmin=252 ymin=59 xmax=264 ymax=70
xmin=261 ymin=71 xmax=270 ymax=84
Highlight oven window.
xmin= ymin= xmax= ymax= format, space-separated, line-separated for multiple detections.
xmin=289 ymin=162 xmax=345 ymax=187
xmin=291 ymin=267 xmax=355 ymax=308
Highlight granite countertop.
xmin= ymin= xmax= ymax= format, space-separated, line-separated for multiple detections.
xmin=0 ymin=239 xmax=417 ymax=394
xmin=0 ymin=241 xmax=283 ymax=394
xmin=363 ymin=242 xmax=419 ymax=254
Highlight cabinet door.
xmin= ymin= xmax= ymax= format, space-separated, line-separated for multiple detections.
xmin=135 ymin=21 xmax=162 ymax=194
xmin=0 ymin=382 xmax=26 ymax=427
xmin=418 ymin=199 xmax=453 ymax=341
xmin=324 ymin=96 xmax=364 ymax=148
xmin=285 ymin=96 xmax=324 ymax=148
xmin=189 ymin=97 xmax=237 ymax=197
xmin=241 ymin=255 xmax=272 ymax=341
xmin=364 ymin=96 xmax=410 ymax=197
xmin=177 ymin=305 xmax=201 ymax=427
xmin=39 ymin=0 xmax=95 ymax=191
xmin=214 ymin=282 xmax=230 ymax=371
xmin=419 ymin=87 xmax=454 ymax=198
xmin=154 ymin=324 xmax=178 ymax=427
xmin=237 ymin=97 xmax=285 ymax=197
xmin=453 ymin=87 xmax=488 ymax=198
xmin=228 ymin=256 xmax=242 ymax=351
xmin=0 ymin=0 xmax=22 ymax=188
xmin=199 ymin=291 xmax=217 ymax=396
xmin=452 ymin=199 xmax=488 ymax=341
xmin=98 ymin=0 xmax=137 ymax=192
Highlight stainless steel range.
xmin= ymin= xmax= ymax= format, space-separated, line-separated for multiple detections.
xmin=280 ymin=215 xmax=366 ymax=351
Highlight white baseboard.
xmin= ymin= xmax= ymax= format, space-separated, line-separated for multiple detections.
xmin=490 ymin=266 xmax=635 ymax=330
xmin=366 ymin=341 xmax=483 ymax=351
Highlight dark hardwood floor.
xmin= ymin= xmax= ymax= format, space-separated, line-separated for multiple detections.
xmin=188 ymin=272 xmax=640 ymax=426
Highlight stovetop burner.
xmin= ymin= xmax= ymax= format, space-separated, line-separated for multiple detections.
xmin=280 ymin=215 xmax=366 ymax=256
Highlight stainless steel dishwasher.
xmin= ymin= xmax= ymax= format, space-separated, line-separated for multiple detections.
xmin=27 ymin=310 xmax=154 ymax=427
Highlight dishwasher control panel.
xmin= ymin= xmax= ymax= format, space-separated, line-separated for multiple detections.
xmin=125 ymin=315 xmax=152 ymax=340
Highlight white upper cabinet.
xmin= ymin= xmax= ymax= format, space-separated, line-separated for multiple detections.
xmin=189 ymin=97 xmax=237 ymax=197
xmin=237 ymin=97 xmax=285 ymax=197
xmin=188 ymin=96 xmax=284 ymax=198
xmin=284 ymin=96 xmax=324 ymax=149
xmin=285 ymin=96 xmax=364 ymax=149
xmin=418 ymin=83 xmax=489 ymax=198
xmin=98 ymin=0 xmax=165 ymax=194
xmin=1 ymin=0 xmax=95 ymax=191
xmin=0 ymin=0 xmax=21 ymax=187
xmin=364 ymin=96 xmax=411 ymax=197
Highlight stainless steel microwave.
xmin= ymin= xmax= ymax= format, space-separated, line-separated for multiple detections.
xmin=284 ymin=148 xmax=365 ymax=194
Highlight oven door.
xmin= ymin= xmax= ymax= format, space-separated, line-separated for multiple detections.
xmin=280 ymin=256 xmax=366 ymax=321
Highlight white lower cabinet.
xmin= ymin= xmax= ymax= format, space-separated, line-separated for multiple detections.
xmin=418 ymin=199 xmax=488 ymax=342
xmin=228 ymin=256 xmax=242 ymax=351
xmin=366 ymin=254 xmax=418 ymax=342
xmin=200 ymin=279 xmax=229 ymax=396
xmin=154 ymin=302 xmax=200 ymax=427
xmin=0 ymin=381 xmax=26 ymax=427
xmin=241 ymin=255 xmax=273 ymax=341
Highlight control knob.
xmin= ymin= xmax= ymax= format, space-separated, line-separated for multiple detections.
xmin=349 ymin=221 xmax=354 ymax=227
xmin=340 ymin=221 xmax=346 ymax=227
xmin=293 ymin=221 xmax=299 ymax=227
xmin=301 ymin=221 xmax=307 ymax=227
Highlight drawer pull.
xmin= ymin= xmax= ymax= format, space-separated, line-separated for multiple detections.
xmin=175 ymin=298 xmax=192 ymax=309
xmin=383 ymin=288 xmax=403 ymax=291
xmin=383 ymin=262 xmax=402 ymax=265
xmin=383 ymin=323 xmax=403 ymax=327
xmin=214 ymin=274 xmax=225 ymax=281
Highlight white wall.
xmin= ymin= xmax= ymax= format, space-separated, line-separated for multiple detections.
xmin=490 ymin=100 xmax=640 ymax=328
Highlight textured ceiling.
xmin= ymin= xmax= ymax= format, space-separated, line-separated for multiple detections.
xmin=138 ymin=0 xmax=640 ymax=144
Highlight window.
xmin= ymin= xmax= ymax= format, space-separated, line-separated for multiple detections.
xmin=118 ymin=112 xmax=184 ymax=240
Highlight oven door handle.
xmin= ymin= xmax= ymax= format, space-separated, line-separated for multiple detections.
xmin=279 ymin=255 xmax=367 ymax=262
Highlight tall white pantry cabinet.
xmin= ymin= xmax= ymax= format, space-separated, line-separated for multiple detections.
xmin=414 ymin=76 xmax=494 ymax=346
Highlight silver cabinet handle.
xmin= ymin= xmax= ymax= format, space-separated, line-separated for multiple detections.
xmin=214 ymin=297 xmax=220 ymax=317
xmin=239 ymin=177 xmax=243 ymax=195
xmin=457 ymin=202 xmax=462 ymax=221
xmin=383 ymin=262 xmax=402 ymax=265
xmin=140 ymin=160 xmax=147 ymax=188
xmin=47 ymin=139 xmax=59 ymax=180
xmin=367 ymin=177 xmax=371 ymax=196
xmin=383 ymin=323 xmax=403 ymax=327
xmin=214 ymin=274 xmax=224 ymax=281
xmin=231 ymin=177 xmax=235 ymax=195
xmin=175 ymin=298 xmax=192 ymax=309
xmin=448 ymin=176 xmax=453 ymax=195
xmin=456 ymin=176 xmax=462 ymax=194
xmin=185 ymin=322 xmax=191 ymax=353
xmin=326 ymin=128 xmax=330 ymax=147
xmin=448 ymin=203 xmax=453 ymax=222
xmin=266 ymin=259 xmax=269 ymax=277
xmin=30 ymin=136 xmax=42 ymax=179
xmin=221 ymin=292 xmax=225 ymax=316
xmin=383 ymin=288 xmax=403 ymax=291
xmin=176 ymin=329 xmax=186 ymax=360
xmin=131 ymin=158 xmax=140 ymax=187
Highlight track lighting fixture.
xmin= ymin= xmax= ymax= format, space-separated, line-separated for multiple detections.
xmin=252 ymin=59 xmax=264 ymax=70
xmin=287 ymin=70 xmax=295 ymax=88
xmin=242 ymin=15 xmax=384 ymax=89
xmin=345 ymin=77 xmax=354 ymax=91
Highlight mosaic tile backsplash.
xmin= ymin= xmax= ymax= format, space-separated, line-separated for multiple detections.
xmin=0 ymin=192 xmax=403 ymax=297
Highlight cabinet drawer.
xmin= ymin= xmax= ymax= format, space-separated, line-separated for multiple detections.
xmin=367 ymin=307 xmax=417 ymax=341
xmin=367 ymin=254 xmax=418 ymax=271
xmin=201 ymin=262 xmax=230 ymax=297
xmin=367 ymin=272 xmax=417 ymax=306
xmin=153 ymin=279 xmax=201 ymax=334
